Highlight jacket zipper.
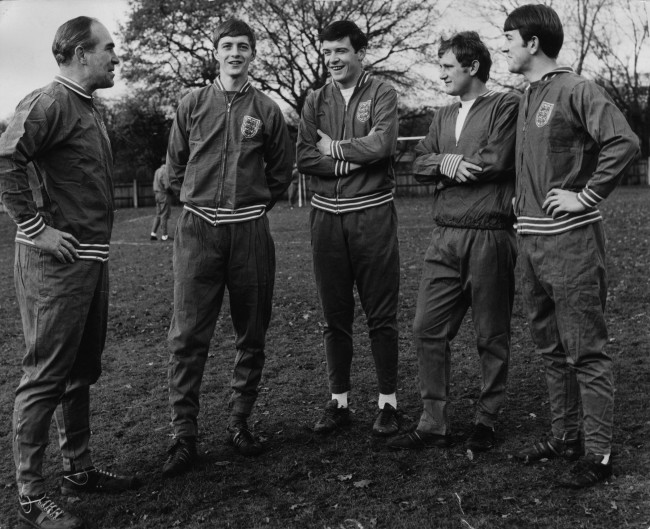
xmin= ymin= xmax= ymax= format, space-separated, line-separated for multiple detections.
xmin=216 ymin=94 xmax=234 ymax=219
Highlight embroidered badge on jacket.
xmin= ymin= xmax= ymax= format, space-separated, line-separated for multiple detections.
xmin=241 ymin=115 xmax=262 ymax=138
xmin=356 ymin=100 xmax=372 ymax=123
xmin=535 ymin=102 xmax=554 ymax=128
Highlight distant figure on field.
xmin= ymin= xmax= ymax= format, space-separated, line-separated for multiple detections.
xmin=287 ymin=165 xmax=300 ymax=208
xmin=162 ymin=19 xmax=293 ymax=478
xmin=0 ymin=16 xmax=139 ymax=529
xmin=150 ymin=159 xmax=173 ymax=241
xmin=297 ymin=20 xmax=401 ymax=437
xmin=387 ymin=31 xmax=519 ymax=453
xmin=503 ymin=4 xmax=640 ymax=488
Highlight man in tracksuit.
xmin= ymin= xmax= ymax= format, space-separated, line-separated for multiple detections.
xmin=150 ymin=159 xmax=173 ymax=241
xmin=163 ymin=19 xmax=293 ymax=477
xmin=297 ymin=20 xmax=401 ymax=436
xmin=503 ymin=4 xmax=640 ymax=487
xmin=387 ymin=32 xmax=519 ymax=452
xmin=0 ymin=17 xmax=138 ymax=529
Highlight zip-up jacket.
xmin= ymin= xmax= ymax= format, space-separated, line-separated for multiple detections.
xmin=296 ymin=72 xmax=398 ymax=214
xmin=413 ymin=90 xmax=519 ymax=230
xmin=0 ymin=75 xmax=114 ymax=261
xmin=515 ymin=68 xmax=640 ymax=235
xmin=167 ymin=78 xmax=293 ymax=224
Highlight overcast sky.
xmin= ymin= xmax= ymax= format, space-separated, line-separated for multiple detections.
xmin=0 ymin=0 xmax=130 ymax=119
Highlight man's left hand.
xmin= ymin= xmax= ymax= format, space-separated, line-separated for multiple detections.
xmin=543 ymin=188 xmax=587 ymax=218
xmin=316 ymin=129 xmax=332 ymax=156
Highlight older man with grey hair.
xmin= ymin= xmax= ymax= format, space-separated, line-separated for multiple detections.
xmin=0 ymin=16 xmax=138 ymax=529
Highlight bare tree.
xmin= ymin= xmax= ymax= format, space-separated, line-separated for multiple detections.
xmin=120 ymin=0 xmax=446 ymax=119
xmin=592 ymin=0 xmax=649 ymax=155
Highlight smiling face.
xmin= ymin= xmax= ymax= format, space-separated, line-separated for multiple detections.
xmin=84 ymin=22 xmax=119 ymax=91
xmin=502 ymin=29 xmax=530 ymax=75
xmin=214 ymin=35 xmax=254 ymax=81
xmin=438 ymin=50 xmax=474 ymax=98
xmin=321 ymin=36 xmax=365 ymax=89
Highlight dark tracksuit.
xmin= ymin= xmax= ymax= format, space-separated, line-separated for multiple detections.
xmin=166 ymin=78 xmax=293 ymax=438
xmin=412 ymin=90 xmax=519 ymax=434
xmin=515 ymin=68 xmax=639 ymax=455
xmin=0 ymin=75 xmax=114 ymax=496
xmin=297 ymin=72 xmax=400 ymax=395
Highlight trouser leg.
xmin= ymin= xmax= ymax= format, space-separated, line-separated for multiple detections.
xmin=168 ymin=211 xmax=225 ymax=438
xmin=55 ymin=261 xmax=108 ymax=472
xmin=549 ymin=224 xmax=612 ymax=454
xmin=468 ymin=229 xmax=516 ymax=428
xmin=349 ymin=203 xmax=400 ymax=395
xmin=160 ymin=199 xmax=171 ymax=236
xmin=519 ymin=235 xmax=581 ymax=442
xmin=311 ymin=208 xmax=355 ymax=394
xmin=227 ymin=216 xmax=275 ymax=419
xmin=414 ymin=227 xmax=467 ymax=435
xmin=13 ymin=246 xmax=104 ymax=496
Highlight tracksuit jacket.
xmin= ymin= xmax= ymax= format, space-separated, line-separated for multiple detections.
xmin=0 ymin=75 xmax=114 ymax=261
xmin=167 ymin=78 xmax=294 ymax=224
xmin=515 ymin=67 xmax=640 ymax=234
xmin=297 ymin=72 xmax=398 ymax=213
xmin=412 ymin=90 xmax=520 ymax=229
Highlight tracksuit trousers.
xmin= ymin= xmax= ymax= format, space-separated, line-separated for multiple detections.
xmin=13 ymin=244 xmax=108 ymax=497
xmin=518 ymin=222 xmax=613 ymax=456
xmin=414 ymin=226 xmax=516 ymax=435
xmin=310 ymin=202 xmax=400 ymax=395
xmin=168 ymin=210 xmax=275 ymax=438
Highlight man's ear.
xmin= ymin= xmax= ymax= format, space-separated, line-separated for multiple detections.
xmin=469 ymin=59 xmax=480 ymax=77
xmin=74 ymin=45 xmax=86 ymax=64
xmin=356 ymin=46 xmax=366 ymax=61
xmin=527 ymin=35 xmax=540 ymax=55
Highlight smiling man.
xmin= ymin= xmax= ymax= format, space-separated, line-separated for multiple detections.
xmin=163 ymin=19 xmax=293 ymax=477
xmin=387 ymin=31 xmax=519 ymax=452
xmin=503 ymin=4 xmax=639 ymax=488
xmin=297 ymin=20 xmax=401 ymax=437
xmin=0 ymin=16 xmax=138 ymax=529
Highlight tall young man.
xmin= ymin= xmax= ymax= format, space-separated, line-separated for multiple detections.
xmin=297 ymin=20 xmax=401 ymax=436
xmin=163 ymin=19 xmax=293 ymax=477
xmin=503 ymin=4 xmax=639 ymax=487
xmin=387 ymin=32 xmax=518 ymax=452
xmin=0 ymin=16 xmax=138 ymax=529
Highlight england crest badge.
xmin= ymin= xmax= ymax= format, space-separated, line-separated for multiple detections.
xmin=535 ymin=102 xmax=554 ymax=128
xmin=356 ymin=100 xmax=372 ymax=123
xmin=241 ymin=115 xmax=262 ymax=138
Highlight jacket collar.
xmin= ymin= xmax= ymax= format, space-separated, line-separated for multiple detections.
xmin=541 ymin=67 xmax=574 ymax=81
xmin=214 ymin=77 xmax=252 ymax=94
xmin=54 ymin=75 xmax=92 ymax=100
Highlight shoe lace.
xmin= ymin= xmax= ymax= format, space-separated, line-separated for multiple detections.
xmin=36 ymin=496 xmax=65 ymax=519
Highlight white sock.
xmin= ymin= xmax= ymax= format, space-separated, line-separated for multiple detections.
xmin=150 ymin=232 xmax=157 ymax=237
xmin=332 ymin=392 xmax=348 ymax=408
xmin=378 ymin=392 xmax=397 ymax=410
xmin=600 ymin=453 xmax=611 ymax=465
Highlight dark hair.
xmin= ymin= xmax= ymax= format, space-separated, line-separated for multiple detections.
xmin=438 ymin=31 xmax=492 ymax=83
xmin=213 ymin=19 xmax=256 ymax=52
xmin=503 ymin=4 xmax=564 ymax=59
xmin=51 ymin=16 xmax=99 ymax=65
xmin=319 ymin=20 xmax=368 ymax=52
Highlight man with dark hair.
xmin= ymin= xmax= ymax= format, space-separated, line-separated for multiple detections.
xmin=387 ymin=31 xmax=519 ymax=452
xmin=297 ymin=20 xmax=401 ymax=436
xmin=0 ymin=16 xmax=138 ymax=529
xmin=150 ymin=159 xmax=173 ymax=241
xmin=503 ymin=4 xmax=640 ymax=487
xmin=163 ymin=18 xmax=293 ymax=477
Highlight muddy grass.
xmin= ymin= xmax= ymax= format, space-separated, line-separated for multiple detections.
xmin=0 ymin=188 xmax=648 ymax=529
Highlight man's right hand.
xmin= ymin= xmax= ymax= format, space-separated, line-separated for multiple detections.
xmin=32 ymin=226 xmax=79 ymax=263
xmin=454 ymin=160 xmax=482 ymax=183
